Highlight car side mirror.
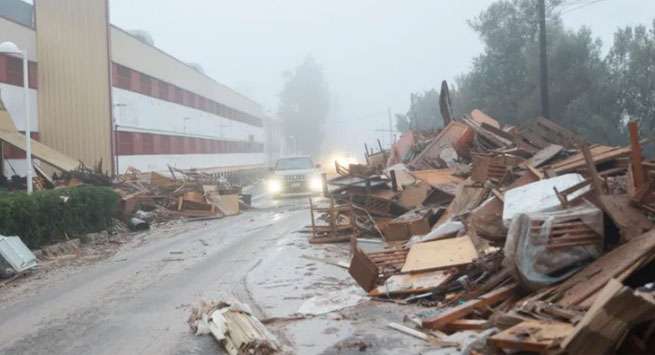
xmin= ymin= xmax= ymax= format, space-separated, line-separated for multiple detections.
xmin=315 ymin=164 xmax=321 ymax=169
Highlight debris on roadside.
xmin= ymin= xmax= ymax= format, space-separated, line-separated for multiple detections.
xmin=0 ymin=235 xmax=38 ymax=275
xmin=113 ymin=165 xmax=247 ymax=228
xmin=306 ymin=108 xmax=655 ymax=353
xmin=189 ymin=299 xmax=281 ymax=355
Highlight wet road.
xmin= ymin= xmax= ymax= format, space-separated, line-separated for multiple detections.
xmin=0 ymin=195 xmax=430 ymax=355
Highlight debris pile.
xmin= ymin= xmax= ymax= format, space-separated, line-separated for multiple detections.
xmin=313 ymin=110 xmax=655 ymax=353
xmin=113 ymin=166 xmax=243 ymax=228
xmin=189 ymin=299 xmax=281 ymax=355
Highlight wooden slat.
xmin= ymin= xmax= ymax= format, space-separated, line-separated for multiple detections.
xmin=422 ymin=285 xmax=516 ymax=329
xmin=401 ymin=236 xmax=478 ymax=273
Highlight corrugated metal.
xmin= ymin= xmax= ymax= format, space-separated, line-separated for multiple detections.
xmin=0 ymin=235 xmax=37 ymax=272
xmin=110 ymin=27 xmax=265 ymax=120
xmin=34 ymin=0 xmax=112 ymax=173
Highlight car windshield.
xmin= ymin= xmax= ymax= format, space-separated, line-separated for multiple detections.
xmin=275 ymin=158 xmax=314 ymax=170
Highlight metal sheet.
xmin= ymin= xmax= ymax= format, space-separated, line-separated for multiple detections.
xmin=0 ymin=235 xmax=37 ymax=272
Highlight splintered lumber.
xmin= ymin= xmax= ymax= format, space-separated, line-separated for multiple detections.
xmin=443 ymin=319 xmax=488 ymax=332
xmin=489 ymin=320 xmax=574 ymax=353
xmin=518 ymin=117 xmax=584 ymax=149
xmin=409 ymin=169 xmax=463 ymax=196
xmin=561 ymin=279 xmax=655 ymax=355
xmin=580 ymin=144 xmax=606 ymax=195
xmin=628 ymin=121 xmax=646 ymax=188
xmin=369 ymin=270 xmax=451 ymax=297
xmin=422 ymin=285 xmax=516 ymax=329
xmin=349 ymin=247 xmax=379 ymax=292
xmin=381 ymin=208 xmax=433 ymax=241
xmin=213 ymin=307 xmax=280 ymax=355
xmin=409 ymin=121 xmax=474 ymax=169
xmin=388 ymin=322 xmax=431 ymax=341
xmin=527 ymin=144 xmax=563 ymax=168
xmin=471 ymin=153 xmax=521 ymax=183
xmin=397 ymin=182 xmax=433 ymax=210
xmin=599 ymin=194 xmax=653 ymax=241
xmin=401 ymin=236 xmax=478 ymax=273
xmin=540 ymin=229 xmax=655 ymax=309
xmin=547 ymin=145 xmax=630 ymax=175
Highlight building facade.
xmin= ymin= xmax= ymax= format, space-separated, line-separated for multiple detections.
xmin=0 ymin=0 xmax=268 ymax=177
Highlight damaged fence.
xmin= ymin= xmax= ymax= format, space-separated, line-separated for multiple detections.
xmin=306 ymin=109 xmax=655 ymax=354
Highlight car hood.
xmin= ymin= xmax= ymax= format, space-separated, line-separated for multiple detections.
xmin=273 ymin=169 xmax=319 ymax=177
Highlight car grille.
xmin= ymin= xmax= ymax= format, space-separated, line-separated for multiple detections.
xmin=284 ymin=175 xmax=305 ymax=182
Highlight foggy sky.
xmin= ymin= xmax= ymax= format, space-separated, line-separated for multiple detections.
xmin=108 ymin=0 xmax=655 ymax=156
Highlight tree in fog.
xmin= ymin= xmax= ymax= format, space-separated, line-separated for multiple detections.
xmin=607 ymin=20 xmax=655 ymax=136
xmin=278 ymin=56 xmax=330 ymax=156
xmin=395 ymin=89 xmax=443 ymax=132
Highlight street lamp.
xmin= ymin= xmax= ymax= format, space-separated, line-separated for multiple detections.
xmin=0 ymin=41 xmax=32 ymax=194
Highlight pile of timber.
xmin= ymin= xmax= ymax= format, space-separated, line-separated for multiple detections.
xmin=312 ymin=108 xmax=655 ymax=354
xmin=113 ymin=166 xmax=243 ymax=226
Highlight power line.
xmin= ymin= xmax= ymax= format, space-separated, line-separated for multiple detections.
xmin=554 ymin=0 xmax=612 ymax=15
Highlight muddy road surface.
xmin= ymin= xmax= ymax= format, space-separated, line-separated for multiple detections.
xmin=0 ymin=196 xmax=432 ymax=355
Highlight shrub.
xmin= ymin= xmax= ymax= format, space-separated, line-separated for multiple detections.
xmin=0 ymin=186 xmax=119 ymax=249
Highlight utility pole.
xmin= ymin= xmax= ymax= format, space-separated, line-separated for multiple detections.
xmin=538 ymin=0 xmax=550 ymax=118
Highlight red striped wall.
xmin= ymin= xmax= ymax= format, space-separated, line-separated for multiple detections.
xmin=0 ymin=56 xmax=263 ymax=128
xmin=0 ymin=54 xmax=38 ymax=89
xmin=116 ymin=131 xmax=263 ymax=156
xmin=111 ymin=63 xmax=263 ymax=127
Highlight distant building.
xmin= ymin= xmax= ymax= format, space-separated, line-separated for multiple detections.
xmin=0 ymin=0 xmax=269 ymax=177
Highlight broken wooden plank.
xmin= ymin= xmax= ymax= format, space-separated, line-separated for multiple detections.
xmin=580 ymin=144 xmax=606 ymax=195
xmin=422 ymin=285 xmax=516 ymax=329
xmin=599 ymin=194 xmax=653 ymax=241
xmin=369 ymin=270 xmax=451 ymax=297
xmin=629 ymin=121 xmax=646 ymax=189
xmin=561 ymin=279 xmax=655 ymax=355
xmin=409 ymin=169 xmax=463 ymax=196
xmin=349 ymin=247 xmax=379 ymax=292
xmin=544 ymin=229 xmax=655 ymax=308
xmin=443 ymin=319 xmax=488 ymax=332
xmin=489 ymin=320 xmax=574 ymax=353
xmin=527 ymin=144 xmax=563 ymax=168
xmin=401 ymin=236 xmax=478 ymax=273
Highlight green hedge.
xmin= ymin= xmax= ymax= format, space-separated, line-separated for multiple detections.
xmin=0 ymin=186 xmax=119 ymax=249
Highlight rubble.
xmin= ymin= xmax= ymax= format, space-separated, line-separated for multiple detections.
xmin=189 ymin=299 xmax=281 ymax=355
xmin=307 ymin=109 xmax=655 ymax=353
xmin=113 ymin=165 xmax=246 ymax=227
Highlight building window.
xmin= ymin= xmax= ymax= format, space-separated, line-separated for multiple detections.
xmin=159 ymin=135 xmax=171 ymax=154
xmin=139 ymin=73 xmax=152 ymax=96
xmin=158 ymin=80 xmax=169 ymax=100
xmin=142 ymin=134 xmax=154 ymax=154
xmin=175 ymin=87 xmax=184 ymax=104
xmin=6 ymin=56 xmax=22 ymax=86
xmin=116 ymin=65 xmax=131 ymax=89
xmin=117 ymin=132 xmax=134 ymax=155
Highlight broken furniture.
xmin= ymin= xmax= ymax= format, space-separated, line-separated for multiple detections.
xmin=308 ymin=197 xmax=358 ymax=244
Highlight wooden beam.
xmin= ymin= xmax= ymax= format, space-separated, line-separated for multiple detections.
xmin=580 ymin=144 xmax=605 ymax=195
xmin=629 ymin=121 xmax=645 ymax=189
xmin=422 ymin=285 xmax=515 ymax=329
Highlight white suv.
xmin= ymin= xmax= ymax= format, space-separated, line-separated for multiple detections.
xmin=267 ymin=156 xmax=323 ymax=198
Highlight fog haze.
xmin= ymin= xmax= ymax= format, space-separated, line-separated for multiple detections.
xmin=108 ymin=0 xmax=655 ymax=156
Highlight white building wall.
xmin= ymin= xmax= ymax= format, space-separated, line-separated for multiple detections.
xmin=112 ymin=88 xmax=264 ymax=143
xmin=1 ymin=83 xmax=38 ymax=177
xmin=117 ymin=153 xmax=265 ymax=174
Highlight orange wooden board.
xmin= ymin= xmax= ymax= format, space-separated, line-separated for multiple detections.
xmin=401 ymin=236 xmax=478 ymax=273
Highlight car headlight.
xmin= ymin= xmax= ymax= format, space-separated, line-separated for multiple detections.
xmin=309 ymin=175 xmax=323 ymax=191
xmin=267 ymin=178 xmax=282 ymax=193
